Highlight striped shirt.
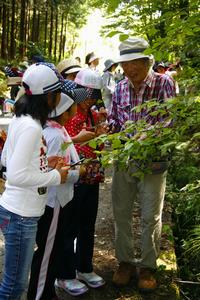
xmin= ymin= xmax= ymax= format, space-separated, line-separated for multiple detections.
xmin=108 ymin=70 xmax=176 ymax=131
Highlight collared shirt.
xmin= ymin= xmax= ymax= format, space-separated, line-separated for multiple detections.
xmin=108 ymin=70 xmax=176 ymax=131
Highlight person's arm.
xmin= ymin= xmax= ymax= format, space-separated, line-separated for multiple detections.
xmin=1 ymin=139 xmax=8 ymax=167
xmin=71 ymin=129 xmax=95 ymax=143
xmin=6 ymin=126 xmax=61 ymax=187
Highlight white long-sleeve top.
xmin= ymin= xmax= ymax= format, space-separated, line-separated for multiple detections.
xmin=102 ymin=71 xmax=116 ymax=110
xmin=0 ymin=115 xmax=61 ymax=217
xmin=43 ymin=122 xmax=80 ymax=208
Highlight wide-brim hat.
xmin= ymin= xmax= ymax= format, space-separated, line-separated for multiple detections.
xmin=116 ymin=37 xmax=151 ymax=63
xmin=57 ymin=58 xmax=82 ymax=77
xmin=103 ymin=59 xmax=117 ymax=72
xmin=157 ymin=62 xmax=165 ymax=68
xmin=88 ymin=54 xmax=100 ymax=63
xmin=49 ymin=93 xmax=74 ymax=118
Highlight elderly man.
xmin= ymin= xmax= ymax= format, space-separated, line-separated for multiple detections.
xmin=108 ymin=37 xmax=176 ymax=292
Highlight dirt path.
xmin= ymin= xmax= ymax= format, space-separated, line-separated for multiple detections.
xmin=57 ymin=168 xmax=179 ymax=300
xmin=0 ymin=170 xmax=179 ymax=300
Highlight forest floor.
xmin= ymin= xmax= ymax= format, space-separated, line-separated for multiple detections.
xmin=0 ymin=168 xmax=180 ymax=300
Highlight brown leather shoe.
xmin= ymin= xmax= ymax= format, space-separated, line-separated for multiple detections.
xmin=138 ymin=268 xmax=157 ymax=292
xmin=113 ymin=262 xmax=137 ymax=287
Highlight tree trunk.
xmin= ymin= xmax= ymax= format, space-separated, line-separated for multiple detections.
xmin=59 ymin=12 xmax=64 ymax=61
xmin=27 ymin=4 xmax=31 ymax=42
xmin=44 ymin=2 xmax=48 ymax=55
xmin=48 ymin=4 xmax=53 ymax=57
xmin=54 ymin=8 xmax=58 ymax=61
xmin=36 ymin=11 xmax=40 ymax=42
xmin=10 ymin=0 xmax=16 ymax=59
xmin=6 ymin=2 xmax=10 ymax=59
xmin=62 ymin=16 xmax=68 ymax=58
xmin=1 ymin=2 xmax=8 ymax=60
xmin=19 ymin=0 xmax=26 ymax=58
xmin=32 ymin=0 xmax=37 ymax=42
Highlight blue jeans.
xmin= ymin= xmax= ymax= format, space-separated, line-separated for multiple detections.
xmin=0 ymin=205 xmax=39 ymax=300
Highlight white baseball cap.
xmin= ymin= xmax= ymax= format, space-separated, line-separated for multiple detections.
xmin=74 ymin=68 xmax=103 ymax=89
xmin=22 ymin=64 xmax=61 ymax=95
xmin=49 ymin=93 xmax=74 ymax=118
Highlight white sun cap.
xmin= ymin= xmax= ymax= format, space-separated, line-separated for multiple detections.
xmin=22 ymin=64 xmax=61 ymax=95
xmin=49 ymin=93 xmax=74 ymax=118
xmin=74 ymin=68 xmax=103 ymax=89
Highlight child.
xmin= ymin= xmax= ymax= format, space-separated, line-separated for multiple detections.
xmin=54 ymin=69 xmax=109 ymax=297
xmin=28 ymin=93 xmax=87 ymax=300
xmin=0 ymin=64 xmax=68 ymax=299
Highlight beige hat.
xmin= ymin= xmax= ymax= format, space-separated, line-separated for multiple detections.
xmin=57 ymin=58 xmax=82 ymax=76
xmin=116 ymin=37 xmax=152 ymax=63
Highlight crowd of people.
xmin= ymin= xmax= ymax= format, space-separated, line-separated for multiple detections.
xmin=0 ymin=36 xmax=177 ymax=299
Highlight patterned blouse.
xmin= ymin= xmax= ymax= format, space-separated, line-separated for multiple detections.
xmin=65 ymin=107 xmax=99 ymax=158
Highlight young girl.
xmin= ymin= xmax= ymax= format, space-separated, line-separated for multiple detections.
xmin=0 ymin=64 xmax=68 ymax=299
xmin=27 ymin=93 xmax=87 ymax=300
xmin=54 ymin=69 xmax=109 ymax=296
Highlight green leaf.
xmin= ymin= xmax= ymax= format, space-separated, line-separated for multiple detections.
xmin=112 ymin=139 xmax=122 ymax=149
xmin=61 ymin=142 xmax=72 ymax=152
xmin=106 ymin=30 xmax=123 ymax=38
xmin=119 ymin=34 xmax=129 ymax=41
xmin=88 ymin=140 xmax=97 ymax=149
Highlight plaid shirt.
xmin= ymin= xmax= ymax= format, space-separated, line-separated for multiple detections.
xmin=108 ymin=70 xmax=176 ymax=131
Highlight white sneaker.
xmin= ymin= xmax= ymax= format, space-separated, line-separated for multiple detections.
xmin=54 ymin=278 xmax=88 ymax=296
xmin=77 ymin=271 xmax=105 ymax=288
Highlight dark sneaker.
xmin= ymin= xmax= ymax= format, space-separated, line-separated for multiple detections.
xmin=112 ymin=262 xmax=137 ymax=286
xmin=77 ymin=271 xmax=105 ymax=288
xmin=138 ymin=268 xmax=157 ymax=292
xmin=54 ymin=278 xmax=88 ymax=296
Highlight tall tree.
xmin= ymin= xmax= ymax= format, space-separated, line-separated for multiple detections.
xmin=19 ymin=0 xmax=26 ymax=58
xmin=48 ymin=3 xmax=54 ymax=57
xmin=1 ymin=1 xmax=7 ymax=60
xmin=10 ymin=0 xmax=16 ymax=59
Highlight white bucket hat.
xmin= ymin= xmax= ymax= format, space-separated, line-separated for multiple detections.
xmin=57 ymin=58 xmax=82 ymax=76
xmin=74 ymin=68 xmax=103 ymax=89
xmin=22 ymin=64 xmax=61 ymax=95
xmin=49 ymin=93 xmax=74 ymax=118
xmin=116 ymin=37 xmax=151 ymax=63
